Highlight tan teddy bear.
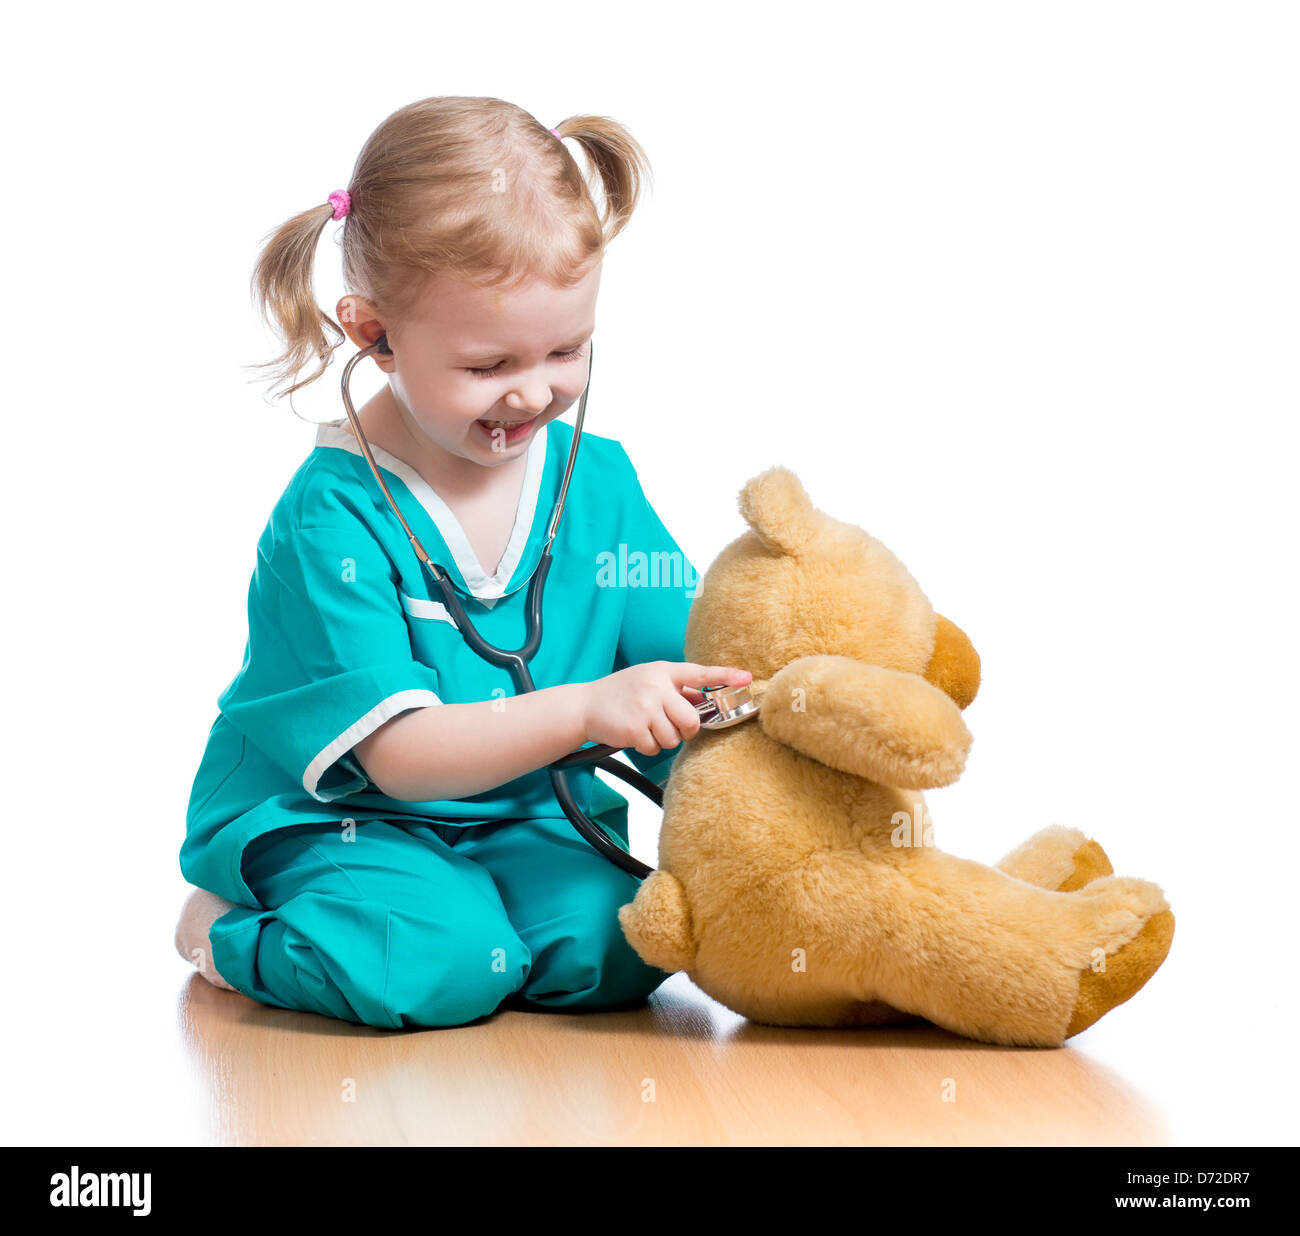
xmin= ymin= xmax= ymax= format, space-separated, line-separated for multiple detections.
xmin=618 ymin=466 xmax=1174 ymax=1047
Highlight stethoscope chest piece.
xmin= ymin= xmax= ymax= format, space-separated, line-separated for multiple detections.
xmin=696 ymin=683 xmax=761 ymax=730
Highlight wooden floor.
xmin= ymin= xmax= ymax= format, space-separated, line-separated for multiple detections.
xmin=170 ymin=970 xmax=1175 ymax=1146
xmin=11 ymin=801 xmax=1286 ymax=1148
xmin=150 ymin=809 xmax=1283 ymax=1147
xmin=6 ymin=873 xmax=1286 ymax=1147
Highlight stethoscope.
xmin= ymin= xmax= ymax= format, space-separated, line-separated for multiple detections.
xmin=339 ymin=334 xmax=760 ymax=879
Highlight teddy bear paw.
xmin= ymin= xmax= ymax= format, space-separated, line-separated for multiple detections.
xmin=997 ymin=824 xmax=1115 ymax=892
xmin=1064 ymin=876 xmax=1174 ymax=1040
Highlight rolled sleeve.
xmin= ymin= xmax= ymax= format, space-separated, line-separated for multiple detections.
xmin=218 ymin=525 xmax=442 ymax=800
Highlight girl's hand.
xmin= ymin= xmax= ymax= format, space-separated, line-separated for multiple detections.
xmin=582 ymin=662 xmax=753 ymax=756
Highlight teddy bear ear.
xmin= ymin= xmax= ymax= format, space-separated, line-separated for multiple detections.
xmin=737 ymin=466 xmax=819 ymax=556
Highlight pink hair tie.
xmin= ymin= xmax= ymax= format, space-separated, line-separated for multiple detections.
xmin=328 ymin=189 xmax=351 ymax=220
xmin=550 ymin=128 xmax=562 ymax=138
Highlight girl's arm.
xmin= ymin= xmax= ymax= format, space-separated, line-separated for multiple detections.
xmin=353 ymin=682 xmax=590 ymax=803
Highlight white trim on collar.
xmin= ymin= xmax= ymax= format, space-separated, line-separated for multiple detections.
xmin=314 ymin=417 xmax=549 ymax=607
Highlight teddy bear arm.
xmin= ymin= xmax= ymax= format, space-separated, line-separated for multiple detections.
xmin=760 ymin=655 xmax=972 ymax=789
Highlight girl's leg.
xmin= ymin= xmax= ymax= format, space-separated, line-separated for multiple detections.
xmin=453 ymin=816 xmax=670 ymax=1012
xmin=208 ymin=819 xmax=531 ymax=1029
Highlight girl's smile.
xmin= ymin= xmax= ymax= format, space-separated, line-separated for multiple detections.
xmin=475 ymin=414 xmax=542 ymax=449
xmin=336 ymin=262 xmax=600 ymax=493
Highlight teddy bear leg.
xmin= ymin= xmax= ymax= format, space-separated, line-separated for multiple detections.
xmin=1065 ymin=905 xmax=1175 ymax=1039
xmin=995 ymin=824 xmax=1114 ymax=892
xmin=789 ymin=831 xmax=1123 ymax=1036
xmin=866 ymin=850 xmax=1173 ymax=1047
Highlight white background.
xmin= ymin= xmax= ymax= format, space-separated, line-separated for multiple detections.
xmin=2 ymin=0 xmax=1295 ymax=1145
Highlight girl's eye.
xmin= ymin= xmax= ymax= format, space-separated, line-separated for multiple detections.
xmin=467 ymin=345 xmax=587 ymax=378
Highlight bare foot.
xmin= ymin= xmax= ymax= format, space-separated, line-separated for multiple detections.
xmin=174 ymin=887 xmax=238 ymax=992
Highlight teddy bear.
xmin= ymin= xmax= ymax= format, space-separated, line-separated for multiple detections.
xmin=618 ymin=466 xmax=1174 ymax=1048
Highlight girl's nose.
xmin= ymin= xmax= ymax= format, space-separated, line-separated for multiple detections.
xmin=504 ymin=382 xmax=550 ymax=415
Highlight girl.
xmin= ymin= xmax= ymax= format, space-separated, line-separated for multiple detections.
xmin=174 ymin=95 xmax=750 ymax=1029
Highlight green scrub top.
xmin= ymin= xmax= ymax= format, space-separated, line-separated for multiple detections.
xmin=180 ymin=416 xmax=698 ymax=906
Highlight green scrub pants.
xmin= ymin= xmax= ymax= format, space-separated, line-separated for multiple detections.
xmin=207 ymin=815 xmax=670 ymax=1029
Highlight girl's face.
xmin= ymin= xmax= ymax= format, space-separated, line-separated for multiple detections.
xmin=339 ymin=263 xmax=601 ymax=472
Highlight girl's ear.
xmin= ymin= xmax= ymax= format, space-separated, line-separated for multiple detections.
xmin=336 ymin=295 xmax=390 ymax=354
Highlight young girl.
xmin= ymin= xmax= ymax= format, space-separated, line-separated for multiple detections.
xmin=174 ymin=95 xmax=750 ymax=1029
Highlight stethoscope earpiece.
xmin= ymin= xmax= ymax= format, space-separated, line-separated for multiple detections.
xmin=376 ymin=334 xmax=392 ymax=355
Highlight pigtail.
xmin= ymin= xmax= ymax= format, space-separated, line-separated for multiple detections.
xmin=553 ymin=115 xmax=653 ymax=245
xmin=245 ymin=201 xmax=346 ymax=400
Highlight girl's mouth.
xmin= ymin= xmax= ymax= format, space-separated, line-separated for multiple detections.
xmin=476 ymin=415 xmax=538 ymax=446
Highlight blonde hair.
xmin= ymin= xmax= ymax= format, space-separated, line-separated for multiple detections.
xmin=247 ymin=95 xmax=652 ymax=400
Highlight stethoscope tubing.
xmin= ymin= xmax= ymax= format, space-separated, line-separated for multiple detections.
xmin=339 ymin=336 xmax=658 ymax=878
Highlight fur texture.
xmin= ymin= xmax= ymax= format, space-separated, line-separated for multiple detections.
xmin=619 ymin=467 xmax=1174 ymax=1047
